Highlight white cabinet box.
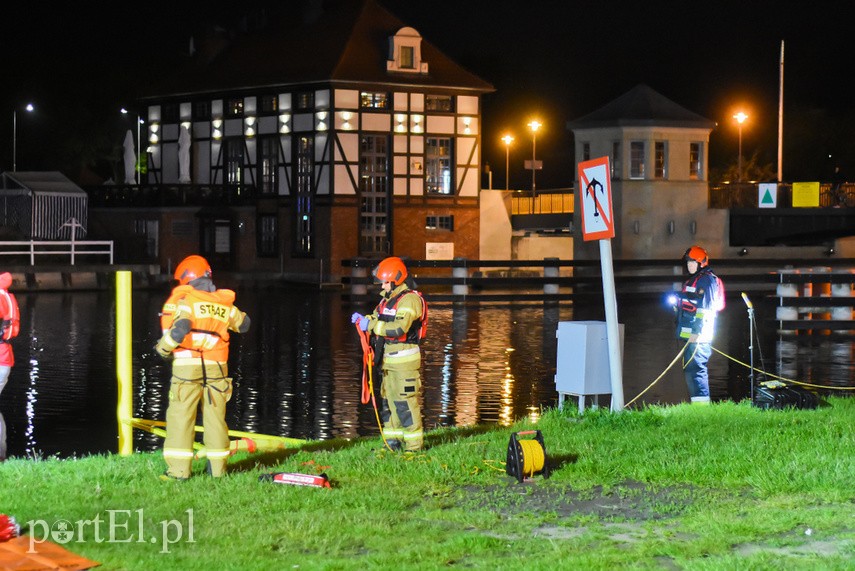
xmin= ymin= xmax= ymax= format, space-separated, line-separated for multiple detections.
xmin=555 ymin=321 xmax=624 ymax=411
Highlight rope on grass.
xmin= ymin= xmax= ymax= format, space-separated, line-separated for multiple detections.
xmin=624 ymin=343 xmax=689 ymax=408
xmin=711 ymin=346 xmax=855 ymax=391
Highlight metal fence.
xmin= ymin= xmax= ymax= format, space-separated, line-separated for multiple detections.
xmin=709 ymin=182 xmax=855 ymax=209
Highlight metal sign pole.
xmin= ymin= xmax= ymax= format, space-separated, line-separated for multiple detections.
xmin=578 ymin=156 xmax=623 ymax=411
xmin=599 ymin=239 xmax=624 ymax=411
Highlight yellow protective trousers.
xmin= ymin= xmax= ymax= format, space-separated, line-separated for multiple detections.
xmin=163 ymin=360 xmax=233 ymax=478
xmin=379 ymin=349 xmax=423 ymax=451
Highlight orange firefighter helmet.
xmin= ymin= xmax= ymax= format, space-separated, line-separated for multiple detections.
xmin=372 ymin=257 xmax=408 ymax=286
xmin=174 ymin=255 xmax=212 ymax=285
xmin=683 ymin=246 xmax=709 ymax=268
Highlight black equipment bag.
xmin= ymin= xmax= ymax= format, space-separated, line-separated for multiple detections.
xmin=753 ymin=381 xmax=818 ymax=410
xmin=780 ymin=384 xmax=819 ymax=410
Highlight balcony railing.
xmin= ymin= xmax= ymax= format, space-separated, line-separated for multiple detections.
xmin=510 ymin=188 xmax=574 ymax=215
xmin=86 ymin=184 xmax=260 ymax=207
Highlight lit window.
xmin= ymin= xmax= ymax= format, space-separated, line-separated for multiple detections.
xmin=295 ymin=135 xmax=314 ymax=256
xmin=227 ymin=98 xmax=244 ymax=117
xmin=259 ymin=136 xmax=279 ymax=194
xmin=425 ymin=95 xmax=453 ymax=112
xmin=224 ymin=138 xmax=243 ymax=186
xmin=260 ymin=95 xmax=278 ymax=114
xmin=296 ymin=92 xmax=314 ymax=111
xmin=425 ymin=137 xmax=452 ymax=195
xmin=360 ymin=92 xmax=389 ymax=110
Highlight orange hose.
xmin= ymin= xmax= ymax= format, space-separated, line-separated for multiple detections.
xmin=355 ymin=323 xmax=375 ymax=405
xmin=355 ymin=322 xmax=395 ymax=451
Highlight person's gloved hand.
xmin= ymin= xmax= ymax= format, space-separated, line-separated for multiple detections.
xmin=154 ymin=339 xmax=173 ymax=361
xmin=358 ymin=316 xmax=370 ymax=332
xmin=351 ymin=312 xmax=363 ymax=324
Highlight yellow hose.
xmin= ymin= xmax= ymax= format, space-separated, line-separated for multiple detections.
xmin=127 ymin=418 xmax=307 ymax=458
xmin=518 ymin=439 xmax=545 ymax=477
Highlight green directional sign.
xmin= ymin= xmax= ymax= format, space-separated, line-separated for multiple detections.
xmin=758 ymin=183 xmax=777 ymax=208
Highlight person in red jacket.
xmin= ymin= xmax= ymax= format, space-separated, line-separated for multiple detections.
xmin=0 ymin=272 xmax=20 ymax=398
xmin=155 ymin=255 xmax=250 ymax=480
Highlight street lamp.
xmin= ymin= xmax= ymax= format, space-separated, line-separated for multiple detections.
xmin=121 ymin=108 xmax=142 ymax=184
xmin=12 ymin=103 xmax=34 ymax=172
xmin=527 ymin=119 xmax=542 ymax=197
xmin=733 ymin=112 xmax=748 ymax=183
xmin=501 ymin=133 xmax=514 ymax=191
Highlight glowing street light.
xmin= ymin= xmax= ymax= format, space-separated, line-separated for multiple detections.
xmin=501 ymin=133 xmax=514 ymax=191
xmin=12 ymin=102 xmax=35 ymax=172
xmin=527 ymin=119 xmax=542 ymax=196
xmin=733 ymin=112 xmax=748 ymax=183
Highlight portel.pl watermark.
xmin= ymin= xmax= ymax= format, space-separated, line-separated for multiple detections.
xmin=26 ymin=509 xmax=194 ymax=554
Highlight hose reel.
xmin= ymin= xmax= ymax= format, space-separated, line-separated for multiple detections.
xmin=506 ymin=430 xmax=550 ymax=483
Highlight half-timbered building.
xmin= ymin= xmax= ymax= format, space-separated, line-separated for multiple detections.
xmin=91 ymin=0 xmax=493 ymax=280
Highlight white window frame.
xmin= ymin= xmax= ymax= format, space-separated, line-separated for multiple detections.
xmin=630 ymin=141 xmax=645 ymax=179
xmin=690 ymin=142 xmax=702 ymax=180
xmin=654 ymin=141 xmax=667 ymax=179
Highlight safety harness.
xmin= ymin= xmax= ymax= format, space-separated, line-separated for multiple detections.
xmin=376 ymin=289 xmax=428 ymax=344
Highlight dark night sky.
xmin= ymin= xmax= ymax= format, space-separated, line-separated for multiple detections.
xmin=4 ymin=1 xmax=854 ymax=186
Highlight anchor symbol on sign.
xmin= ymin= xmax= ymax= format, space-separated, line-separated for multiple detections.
xmin=586 ymin=178 xmax=604 ymax=217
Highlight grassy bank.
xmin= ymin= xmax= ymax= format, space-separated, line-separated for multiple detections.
xmin=2 ymin=397 xmax=854 ymax=570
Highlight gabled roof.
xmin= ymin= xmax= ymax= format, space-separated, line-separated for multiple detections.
xmin=0 ymin=171 xmax=88 ymax=197
xmin=142 ymin=0 xmax=494 ymax=100
xmin=567 ymin=84 xmax=714 ymax=130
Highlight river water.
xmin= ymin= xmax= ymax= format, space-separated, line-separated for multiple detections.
xmin=0 ymin=285 xmax=852 ymax=459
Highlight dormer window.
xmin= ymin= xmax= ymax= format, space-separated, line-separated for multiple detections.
xmin=400 ymin=46 xmax=414 ymax=69
xmin=387 ymin=27 xmax=428 ymax=74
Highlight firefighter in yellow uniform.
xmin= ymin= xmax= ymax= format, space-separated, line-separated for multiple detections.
xmin=351 ymin=257 xmax=428 ymax=451
xmin=155 ymin=255 xmax=250 ymax=480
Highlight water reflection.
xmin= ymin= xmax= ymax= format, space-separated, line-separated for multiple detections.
xmin=0 ymin=288 xmax=852 ymax=459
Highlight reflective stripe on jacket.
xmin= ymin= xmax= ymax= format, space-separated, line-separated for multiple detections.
xmin=677 ymin=269 xmax=721 ymax=342
xmin=172 ymin=288 xmax=237 ymax=362
xmin=160 ymin=285 xmax=195 ymax=333
xmin=374 ymin=287 xmax=426 ymax=344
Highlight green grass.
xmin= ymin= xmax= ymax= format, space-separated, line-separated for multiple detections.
xmin=2 ymin=397 xmax=854 ymax=570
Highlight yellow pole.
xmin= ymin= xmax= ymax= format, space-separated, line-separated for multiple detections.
xmin=116 ymin=271 xmax=133 ymax=456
